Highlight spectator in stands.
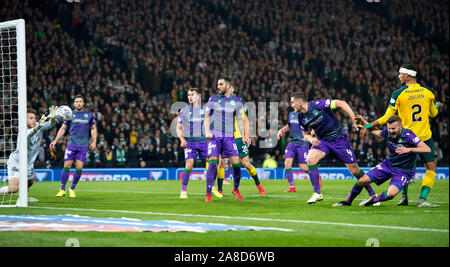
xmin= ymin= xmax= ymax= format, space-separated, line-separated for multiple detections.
xmin=127 ymin=142 xmax=140 ymax=167
xmin=1 ymin=0 xmax=447 ymax=168
xmin=115 ymin=144 xmax=127 ymax=167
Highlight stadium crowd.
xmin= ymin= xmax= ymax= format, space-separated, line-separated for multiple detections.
xmin=1 ymin=0 xmax=448 ymax=169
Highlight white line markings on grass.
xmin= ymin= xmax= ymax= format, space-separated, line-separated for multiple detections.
xmin=28 ymin=206 xmax=449 ymax=233
xmin=77 ymin=189 xmax=449 ymax=204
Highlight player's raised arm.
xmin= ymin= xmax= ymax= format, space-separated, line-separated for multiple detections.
xmin=372 ymin=105 xmax=397 ymax=129
xmin=29 ymin=114 xmax=48 ymax=138
xmin=331 ymin=100 xmax=360 ymax=131
xmin=29 ymin=106 xmax=58 ymax=138
xmin=355 ymin=115 xmax=383 ymax=140
xmin=42 ymin=106 xmax=58 ymax=128
xmin=361 ymin=87 xmax=400 ymax=132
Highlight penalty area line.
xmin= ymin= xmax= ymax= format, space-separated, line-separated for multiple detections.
xmin=27 ymin=206 xmax=449 ymax=233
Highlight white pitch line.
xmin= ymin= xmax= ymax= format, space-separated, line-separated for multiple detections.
xmin=76 ymin=189 xmax=449 ymax=204
xmin=28 ymin=206 xmax=449 ymax=233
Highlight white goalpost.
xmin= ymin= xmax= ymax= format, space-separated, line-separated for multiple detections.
xmin=0 ymin=19 xmax=28 ymax=207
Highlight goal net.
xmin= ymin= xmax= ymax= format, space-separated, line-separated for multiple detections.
xmin=0 ymin=19 xmax=28 ymax=207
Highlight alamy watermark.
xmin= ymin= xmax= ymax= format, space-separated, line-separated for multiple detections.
xmin=365 ymin=238 xmax=380 ymax=247
xmin=170 ymin=99 xmax=279 ymax=148
xmin=65 ymin=238 xmax=80 ymax=247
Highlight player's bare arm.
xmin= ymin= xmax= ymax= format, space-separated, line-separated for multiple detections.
xmin=242 ymin=115 xmax=251 ymax=146
xmin=204 ymin=113 xmax=213 ymax=139
xmin=359 ymin=104 xmax=396 ymax=135
xmin=333 ymin=100 xmax=360 ymax=131
xmin=277 ymin=125 xmax=290 ymax=140
xmin=177 ymin=123 xmax=187 ymax=148
xmin=396 ymin=141 xmax=431 ymax=155
xmin=355 ymin=115 xmax=383 ymax=140
xmin=50 ymin=124 xmax=68 ymax=151
xmin=355 ymin=114 xmax=369 ymax=128
xmin=90 ymin=124 xmax=97 ymax=150
xmin=366 ymin=128 xmax=383 ymax=141
xmin=302 ymin=130 xmax=320 ymax=146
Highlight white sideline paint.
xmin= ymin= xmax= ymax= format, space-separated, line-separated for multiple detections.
xmin=28 ymin=206 xmax=449 ymax=233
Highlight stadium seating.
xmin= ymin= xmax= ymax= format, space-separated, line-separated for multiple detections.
xmin=1 ymin=0 xmax=447 ymax=168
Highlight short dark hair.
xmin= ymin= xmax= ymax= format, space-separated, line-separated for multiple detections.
xmin=291 ymin=91 xmax=307 ymax=102
xmin=218 ymin=76 xmax=234 ymax=87
xmin=74 ymin=94 xmax=84 ymax=101
xmin=188 ymin=87 xmax=200 ymax=94
xmin=400 ymin=63 xmax=417 ymax=72
xmin=400 ymin=63 xmax=418 ymax=78
xmin=27 ymin=108 xmax=37 ymax=116
xmin=387 ymin=115 xmax=402 ymax=124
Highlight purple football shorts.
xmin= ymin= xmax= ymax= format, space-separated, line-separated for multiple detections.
xmin=184 ymin=142 xmax=208 ymax=160
xmin=311 ymin=134 xmax=356 ymax=164
xmin=64 ymin=145 xmax=89 ymax=163
xmin=365 ymin=159 xmax=414 ymax=191
xmin=207 ymin=136 xmax=238 ymax=158
xmin=284 ymin=143 xmax=309 ymax=164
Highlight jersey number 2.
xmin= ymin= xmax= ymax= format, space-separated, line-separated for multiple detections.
xmin=411 ymin=104 xmax=422 ymax=122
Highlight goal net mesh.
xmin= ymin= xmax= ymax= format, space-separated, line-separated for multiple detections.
xmin=0 ymin=19 xmax=27 ymax=207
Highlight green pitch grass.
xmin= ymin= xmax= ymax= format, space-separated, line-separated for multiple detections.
xmin=0 ymin=179 xmax=448 ymax=247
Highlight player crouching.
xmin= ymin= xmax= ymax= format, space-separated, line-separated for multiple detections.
xmin=333 ymin=115 xmax=431 ymax=207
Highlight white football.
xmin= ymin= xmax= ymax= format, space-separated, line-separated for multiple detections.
xmin=56 ymin=105 xmax=73 ymax=122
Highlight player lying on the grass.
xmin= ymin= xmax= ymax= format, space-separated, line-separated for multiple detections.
xmin=0 ymin=107 xmax=58 ymax=202
xmin=277 ymin=110 xmax=321 ymax=193
xmin=177 ymin=88 xmax=218 ymax=199
xmin=289 ymin=92 xmax=377 ymax=204
xmin=333 ymin=115 xmax=431 ymax=207
xmin=215 ymin=85 xmax=266 ymax=196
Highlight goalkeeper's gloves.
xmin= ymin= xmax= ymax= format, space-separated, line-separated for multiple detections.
xmin=37 ymin=115 xmax=48 ymax=129
xmin=48 ymin=106 xmax=58 ymax=120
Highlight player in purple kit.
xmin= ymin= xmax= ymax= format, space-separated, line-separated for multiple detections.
xmin=204 ymin=76 xmax=244 ymax=202
xmin=50 ymin=95 xmax=97 ymax=198
xmin=290 ymin=92 xmax=377 ymax=204
xmin=333 ymin=115 xmax=431 ymax=206
xmin=177 ymin=88 xmax=220 ymax=199
xmin=214 ymin=85 xmax=266 ymax=197
xmin=277 ymin=111 xmax=321 ymax=193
